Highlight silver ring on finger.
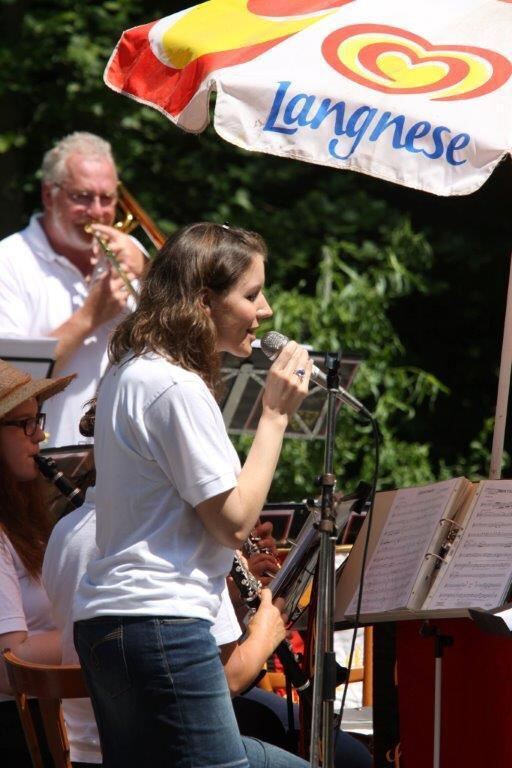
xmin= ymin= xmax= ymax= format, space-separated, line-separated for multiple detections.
xmin=293 ymin=367 xmax=306 ymax=383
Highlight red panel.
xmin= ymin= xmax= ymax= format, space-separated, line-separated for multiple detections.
xmin=396 ymin=620 xmax=512 ymax=767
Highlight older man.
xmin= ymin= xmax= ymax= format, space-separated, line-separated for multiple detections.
xmin=0 ymin=132 xmax=146 ymax=446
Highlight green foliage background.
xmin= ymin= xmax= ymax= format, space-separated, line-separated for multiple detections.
xmin=1 ymin=0 xmax=511 ymax=499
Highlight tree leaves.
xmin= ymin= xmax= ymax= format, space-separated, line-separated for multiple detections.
xmin=0 ymin=0 xmax=507 ymax=497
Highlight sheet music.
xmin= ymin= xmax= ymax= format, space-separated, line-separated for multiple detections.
xmin=345 ymin=478 xmax=461 ymax=615
xmin=425 ymin=480 xmax=512 ymax=610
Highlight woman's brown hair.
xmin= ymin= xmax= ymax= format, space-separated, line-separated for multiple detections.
xmin=0 ymin=455 xmax=53 ymax=579
xmin=109 ymin=222 xmax=268 ymax=390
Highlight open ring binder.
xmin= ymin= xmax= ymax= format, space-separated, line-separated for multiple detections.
xmin=335 ymin=476 xmax=512 ymax=624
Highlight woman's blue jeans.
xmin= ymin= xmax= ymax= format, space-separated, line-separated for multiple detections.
xmin=74 ymin=616 xmax=308 ymax=768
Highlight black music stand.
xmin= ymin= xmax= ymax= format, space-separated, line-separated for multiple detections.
xmin=469 ymin=604 xmax=512 ymax=636
xmin=268 ymin=489 xmax=371 ymax=629
xmin=220 ymin=342 xmax=362 ymax=439
xmin=0 ymin=336 xmax=57 ymax=378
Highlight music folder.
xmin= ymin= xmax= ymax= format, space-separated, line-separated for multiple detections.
xmin=335 ymin=477 xmax=512 ymax=625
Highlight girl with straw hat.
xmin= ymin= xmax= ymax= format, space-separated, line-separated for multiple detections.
xmin=0 ymin=359 xmax=74 ymax=767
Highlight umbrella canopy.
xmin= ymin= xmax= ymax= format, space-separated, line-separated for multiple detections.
xmin=105 ymin=0 xmax=512 ymax=196
xmin=105 ymin=0 xmax=512 ymax=479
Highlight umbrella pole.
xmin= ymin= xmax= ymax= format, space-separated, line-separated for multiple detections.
xmin=489 ymin=253 xmax=512 ymax=480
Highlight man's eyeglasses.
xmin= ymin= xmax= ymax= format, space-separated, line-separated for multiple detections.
xmin=53 ymin=183 xmax=118 ymax=209
xmin=0 ymin=413 xmax=46 ymax=437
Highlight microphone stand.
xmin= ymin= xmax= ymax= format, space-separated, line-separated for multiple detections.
xmin=309 ymin=353 xmax=340 ymax=768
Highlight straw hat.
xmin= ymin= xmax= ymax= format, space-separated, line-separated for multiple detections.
xmin=0 ymin=359 xmax=76 ymax=419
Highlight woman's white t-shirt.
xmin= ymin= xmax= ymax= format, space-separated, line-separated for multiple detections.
xmin=74 ymin=353 xmax=241 ymax=623
xmin=44 ymin=488 xmax=242 ymax=764
xmin=0 ymin=533 xmax=55 ymax=703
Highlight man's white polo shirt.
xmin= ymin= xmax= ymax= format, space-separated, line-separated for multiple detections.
xmin=0 ymin=214 xmax=121 ymax=446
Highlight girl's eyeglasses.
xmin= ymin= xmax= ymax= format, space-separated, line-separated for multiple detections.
xmin=0 ymin=412 xmax=46 ymax=437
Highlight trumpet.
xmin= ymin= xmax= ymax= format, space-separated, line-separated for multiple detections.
xmin=85 ymin=223 xmax=139 ymax=299
xmin=116 ymin=183 xmax=166 ymax=250
xmin=85 ymin=183 xmax=167 ymax=298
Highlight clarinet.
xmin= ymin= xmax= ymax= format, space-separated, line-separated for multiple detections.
xmin=34 ymin=454 xmax=85 ymax=510
xmin=242 ymin=526 xmax=282 ymax=576
xmin=242 ymin=532 xmax=272 ymax=557
xmin=230 ymin=553 xmax=312 ymax=705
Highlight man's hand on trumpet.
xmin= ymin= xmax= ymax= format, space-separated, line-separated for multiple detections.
xmin=82 ymin=269 xmax=135 ymax=328
xmin=90 ymin=223 xmax=147 ymax=277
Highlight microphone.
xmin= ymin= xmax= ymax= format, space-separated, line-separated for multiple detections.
xmin=260 ymin=331 xmax=371 ymax=419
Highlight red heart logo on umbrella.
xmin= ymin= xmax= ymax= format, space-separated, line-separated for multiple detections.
xmin=322 ymin=24 xmax=512 ymax=101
